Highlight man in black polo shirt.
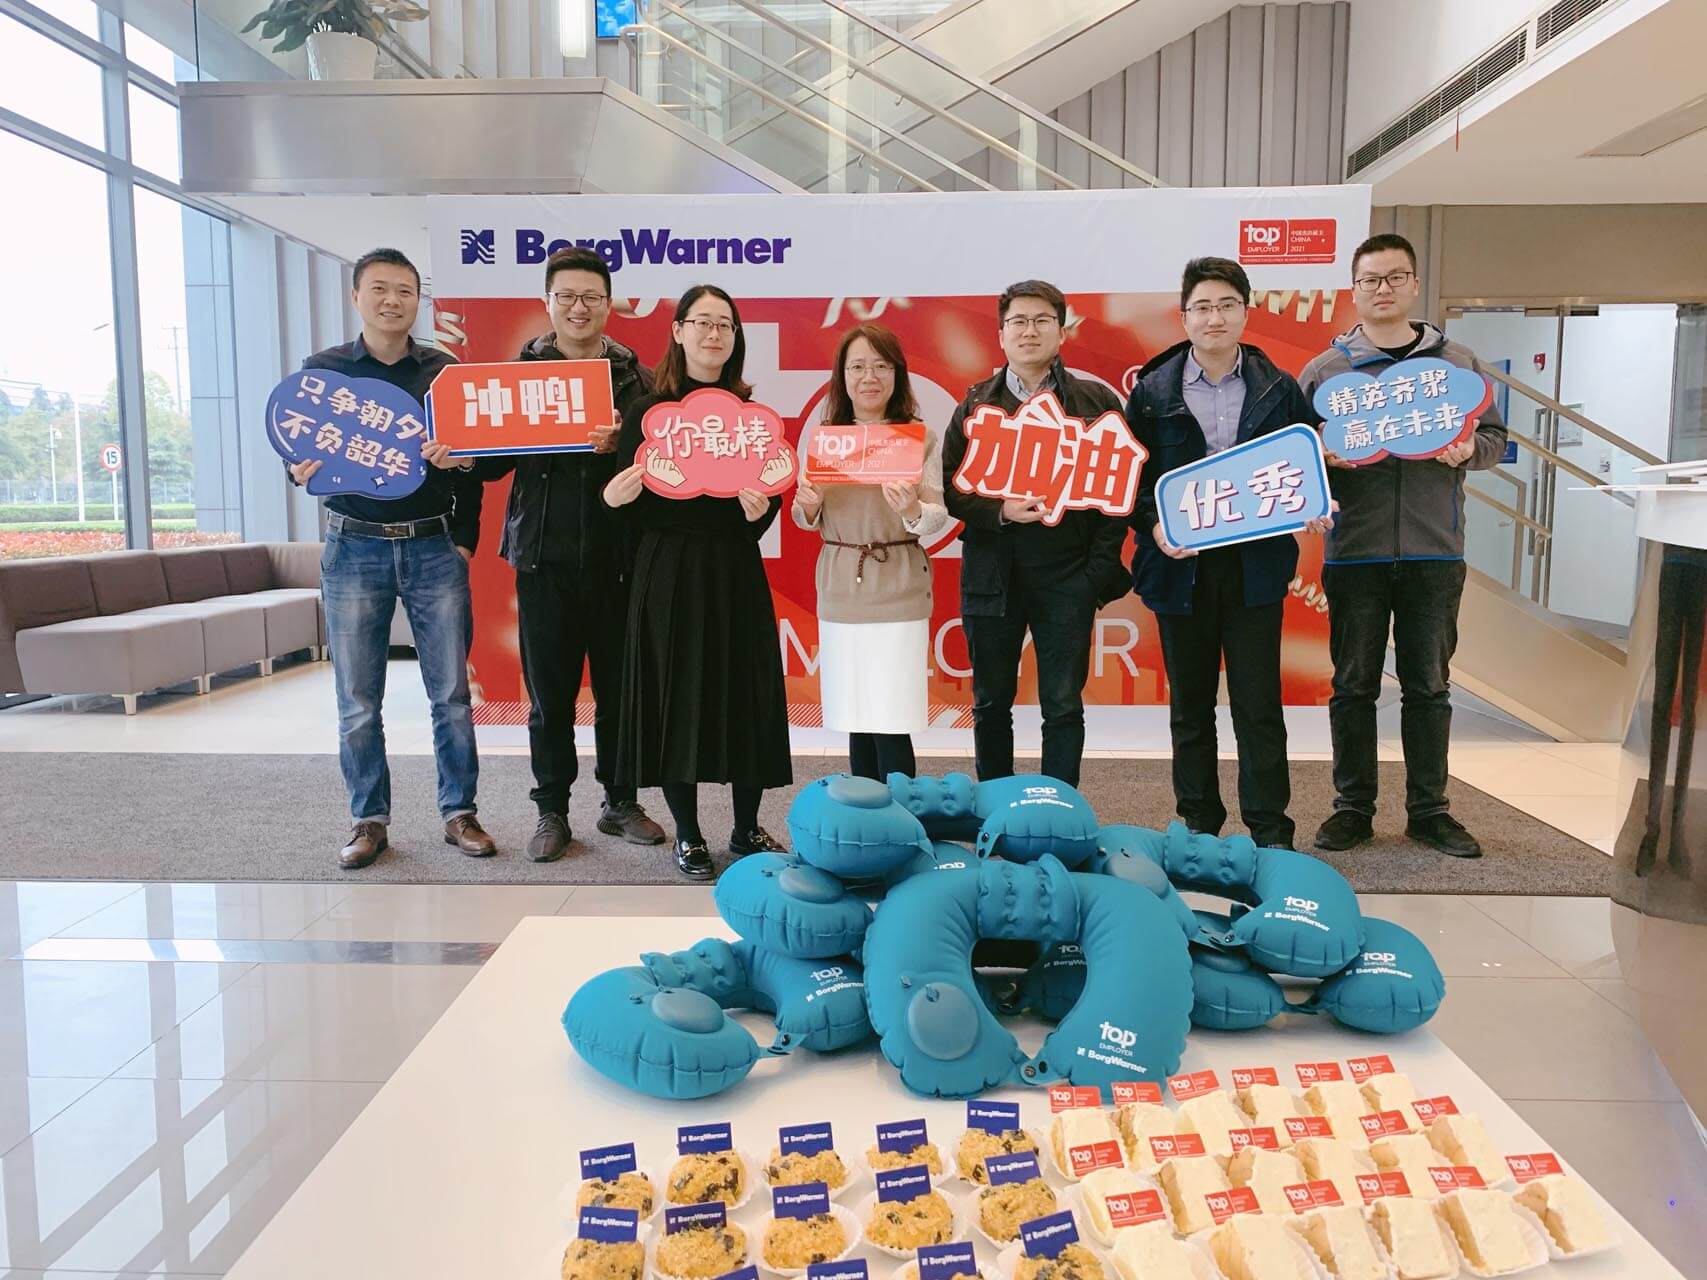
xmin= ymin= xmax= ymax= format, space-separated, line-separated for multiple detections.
xmin=289 ymin=247 xmax=495 ymax=870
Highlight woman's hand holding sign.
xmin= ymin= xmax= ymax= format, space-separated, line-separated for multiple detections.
xmin=738 ymin=487 xmax=770 ymax=522
xmin=882 ymin=481 xmax=922 ymax=521
xmin=793 ymin=474 xmax=824 ymax=523
xmin=604 ymin=461 xmax=646 ymax=508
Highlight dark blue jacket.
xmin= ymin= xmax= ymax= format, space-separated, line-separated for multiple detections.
xmin=1124 ymin=340 xmax=1315 ymax=615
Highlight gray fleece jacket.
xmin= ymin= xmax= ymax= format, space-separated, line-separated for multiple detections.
xmin=1298 ymin=321 xmax=1508 ymax=564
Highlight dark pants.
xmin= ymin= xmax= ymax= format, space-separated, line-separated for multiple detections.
xmin=514 ymin=562 xmax=632 ymax=816
xmin=964 ymin=568 xmax=1097 ymax=786
xmin=1323 ymin=559 xmax=1467 ymax=820
xmin=1156 ymin=549 xmax=1292 ymax=846
xmin=849 ymin=733 xmax=916 ymax=782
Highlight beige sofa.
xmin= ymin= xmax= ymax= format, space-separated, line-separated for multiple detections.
xmin=0 ymin=543 xmax=326 ymax=714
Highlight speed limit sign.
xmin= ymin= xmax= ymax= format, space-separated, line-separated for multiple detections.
xmin=99 ymin=443 xmax=122 ymax=473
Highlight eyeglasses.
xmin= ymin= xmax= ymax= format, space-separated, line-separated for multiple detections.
xmin=681 ymin=316 xmax=736 ymax=336
xmin=1001 ymin=314 xmax=1060 ymax=333
xmin=846 ymin=360 xmax=894 ymax=377
xmin=1353 ymin=270 xmax=1416 ymax=293
xmin=1184 ymin=300 xmax=1246 ymax=318
xmin=549 ymin=290 xmax=608 ymax=308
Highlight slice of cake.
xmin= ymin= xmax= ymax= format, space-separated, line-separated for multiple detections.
xmin=1514 ymin=1173 xmax=1613 ymax=1255
xmin=1157 ymin=1155 xmax=1230 ymax=1235
xmin=1371 ymin=1199 xmax=1457 ymax=1280
xmin=1360 ymin=1072 xmax=1422 ymax=1131
xmin=1226 ymin=1146 xmax=1305 ymax=1217
xmin=1304 ymin=1082 xmax=1372 ymax=1150
xmin=1370 ymin=1133 xmax=1443 ymax=1200
xmin=1114 ymin=1102 xmax=1175 ymax=1173
xmin=1427 ymin=1113 xmax=1508 ymax=1187
xmin=1208 ymin=1214 xmax=1300 ymax=1280
xmin=1051 ymin=1107 xmax=1119 ymax=1180
xmin=1290 ymin=1205 xmax=1387 ymax=1280
xmin=1440 ymin=1189 xmax=1532 ymax=1272
xmin=1176 ymin=1091 xmax=1252 ymax=1159
xmin=1110 ymin=1220 xmax=1198 ymax=1280
xmin=1293 ymin=1137 xmax=1369 ymax=1208
xmin=1236 ymin=1084 xmax=1301 ymax=1142
xmin=1077 ymin=1165 xmax=1152 ymax=1239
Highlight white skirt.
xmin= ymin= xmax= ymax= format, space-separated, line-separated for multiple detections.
xmin=818 ymin=618 xmax=930 ymax=734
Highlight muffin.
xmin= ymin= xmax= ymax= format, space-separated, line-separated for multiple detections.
xmin=957 ymin=1129 xmax=1039 ymax=1184
xmin=865 ymin=1190 xmax=957 ymax=1250
xmin=560 ymin=1237 xmax=646 ymax=1280
xmin=766 ymin=1147 xmax=850 ymax=1191
xmin=667 ymin=1151 xmax=748 ymax=1207
xmin=977 ymin=1178 xmax=1058 ymax=1243
xmin=761 ymin=1212 xmax=850 ymax=1269
xmin=1013 ymin=1243 xmax=1104 ymax=1280
xmin=577 ymin=1170 xmax=657 ymax=1217
xmin=867 ymin=1141 xmax=946 ymax=1178
xmin=656 ymin=1224 xmax=748 ymax=1279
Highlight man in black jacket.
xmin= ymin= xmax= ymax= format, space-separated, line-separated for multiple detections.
xmin=1126 ymin=258 xmax=1330 ymax=849
xmin=942 ymin=279 xmax=1131 ymax=787
xmin=433 ymin=247 xmax=664 ymax=861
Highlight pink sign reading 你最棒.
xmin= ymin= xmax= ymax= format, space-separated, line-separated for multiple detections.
xmin=636 ymin=387 xmax=798 ymax=498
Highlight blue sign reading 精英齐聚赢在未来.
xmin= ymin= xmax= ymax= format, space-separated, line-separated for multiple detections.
xmin=1154 ymin=423 xmax=1332 ymax=554
xmin=264 ymin=369 xmax=430 ymax=500
xmin=1312 ymin=357 xmax=1493 ymax=466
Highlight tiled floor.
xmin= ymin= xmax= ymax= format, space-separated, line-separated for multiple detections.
xmin=0 ymin=663 xmax=1701 ymax=1276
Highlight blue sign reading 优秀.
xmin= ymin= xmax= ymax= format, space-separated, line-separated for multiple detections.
xmin=678 ymin=1122 xmax=734 ymax=1155
xmin=578 ymin=1206 xmax=640 ymax=1243
xmin=1313 ymin=357 xmax=1494 ymax=465
xmin=806 ymin=1261 xmax=867 ymax=1280
xmin=984 ymin=1152 xmax=1041 ymax=1186
xmin=666 ymin=1203 xmax=727 ymax=1234
xmin=772 ymin=1181 xmax=832 ymax=1220
xmin=918 ymin=1242 xmax=977 ymax=1280
xmin=1018 ymin=1210 xmax=1078 ymax=1259
xmin=780 ymin=1122 xmax=834 ymax=1157
xmin=966 ymin=1101 xmax=1019 ymax=1134
xmin=579 ymin=1142 xmax=638 ymax=1181
xmin=264 ymin=369 xmax=430 ymax=500
xmin=1154 ymin=423 xmax=1332 ymax=553
xmin=875 ymin=1165 xmax=932 ymax=1203
xmin=876 ymin=1119 xmax=927 ymax=1154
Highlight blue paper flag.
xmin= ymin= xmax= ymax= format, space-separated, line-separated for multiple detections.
xmin=1154 ymin=423 xmax=1332 ymax=553
xmin=1312 ymin=357 xmax=1493 ymax=465
xmin=264 ymin=369 xmax=430 ymax=500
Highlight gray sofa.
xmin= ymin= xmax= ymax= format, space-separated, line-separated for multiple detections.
xmin=0 ymin=543 xmax=327 ymax=713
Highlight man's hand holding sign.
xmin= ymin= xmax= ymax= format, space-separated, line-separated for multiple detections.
xmin=1152 ymin=424 xmax=1335 ymax=554
xmin=263 ymin=370 xmax=430 ymax=499
xmin=424 ymin=359 xmax=618 ymax=458
xmin=1312 ymin=358 xmax=1493 ymax=468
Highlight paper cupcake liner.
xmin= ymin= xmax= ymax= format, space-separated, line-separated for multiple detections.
xmin=1058 ymin=1179 xmax=1168 ymax=1250
xmin=1437 ymin=1193 xmax=1555 ymax=1277
xmin=992 ymin=1238 xmax=1117 ymax=1280
xmin=562 ymin=1165 xmax=669 ymax=1226
xmin=858 ymin=1143 xmax=955 ymax=1191
xmin=1286 ymin=1207 xmax=1400 ymax=1280
xmin=853 ymin=1188 xmax=975 ymax=1259
xmin=662 ymin=1149 xmax=763 ymax=1216
xmin=759 ymin=1149 xmax=866 ymax=1203
xmin=754 ymin=1202 xmax=864 ymax=1278
xmin=947 ymin=1128 xmax=1049 ymax=1188
xmin=970 ymin=1181 xmax=1065 ymax=1251
xmin=556 ymin=1231 xmax=656 ymax=1280
xmin=1508 ymin=1197 xmax=1620 ymax=1262
xmin=1108 ymin=1237 xmax=1227 ymax=1280
xmin=1366 ymin=1202 xmax=1462 ymax=1280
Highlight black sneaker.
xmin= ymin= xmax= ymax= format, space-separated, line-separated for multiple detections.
xmin=1406 ymin=813 xmax=1483 ymax=859
xmin=597 ymin=799 xmax=667 ymax=845
xmin=1314 ymin=810 xmax=1374 ymax=853
xmin=729 ymin=827 xmax=787 ymax=857
xmin=527 ymin=812 xmax=571 ymax=863
xmin=675 ymin=838 xmax=715 ymax=879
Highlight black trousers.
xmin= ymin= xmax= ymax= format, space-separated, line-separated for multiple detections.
xmin=849 ymin=733 xmax=916 ymax=782
xmin=1155 ymin=548 xmax=1293 ymax=847
xmin=514 ymin=562 xmax=632 ymax=816
xmin=1323 ymin=559 xmax=1466 ymax=819
xmin=964 ymin=568 xmax=1097 ymax=786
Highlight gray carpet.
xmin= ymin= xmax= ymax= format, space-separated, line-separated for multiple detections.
xmin=0 ymin=753 xmax=1610 ymax=894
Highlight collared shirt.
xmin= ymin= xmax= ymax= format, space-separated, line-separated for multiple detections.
xmin=299 ymin=334 xmax=481 ymax=548
xmin=1004 ymin=364 xmax=1056 ymax=404
xmin=1181 ymin=348 xmax=1245 ymax=455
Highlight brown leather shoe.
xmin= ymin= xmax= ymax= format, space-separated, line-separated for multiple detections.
xmin=339 ymin=820 xmax=388 ymax=870
xmin=444 ymin=813 xmax=497 ymax=857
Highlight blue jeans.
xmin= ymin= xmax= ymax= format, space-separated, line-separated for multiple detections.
xmin=321 ymin=529 xmax=478 ymax=824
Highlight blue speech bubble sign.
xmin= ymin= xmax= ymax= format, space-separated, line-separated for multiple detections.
xmin=1312 ymin=357 xmax=1492 ymax=465
xmin=264 ymin=369 xmax=430 ymax=500
xmin=1154 ymin=423 xmax=1332 ymax=554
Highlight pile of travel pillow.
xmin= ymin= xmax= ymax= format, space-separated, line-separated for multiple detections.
xmin=564 ymin=774 xmax=1446 ymax=1101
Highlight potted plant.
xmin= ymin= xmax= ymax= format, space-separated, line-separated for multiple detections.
xmin=242 ymin=0 xmax=427 ymax=80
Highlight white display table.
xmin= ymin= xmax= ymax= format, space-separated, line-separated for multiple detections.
xmin=223 ymin=917 xmax=1682 ymax=1279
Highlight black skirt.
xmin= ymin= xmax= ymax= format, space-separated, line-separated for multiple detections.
xmin=616 ymin=526 xmax=793 ymax=788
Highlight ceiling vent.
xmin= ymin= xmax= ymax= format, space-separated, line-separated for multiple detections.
xmin=1346 ymin=29 xmax=1526 ymax=178
xmin=1536 ymin=0 xmax=1613 ymax=47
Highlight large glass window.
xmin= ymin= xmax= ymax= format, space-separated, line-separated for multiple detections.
xmin=0 ymin=15 xmax=105 ymax=149
xmin=128 ymin=84 xmax=181 ymax=181
xmin=0 ymin=132 xmax=122 ymax=560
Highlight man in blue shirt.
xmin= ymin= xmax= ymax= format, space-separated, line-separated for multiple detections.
xmin=289 ymin=248 xmax=495 ymax=870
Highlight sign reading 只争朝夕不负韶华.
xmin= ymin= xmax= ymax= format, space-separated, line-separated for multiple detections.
xmin=1313 ymin=357 xmax=1493 ymax=466
xmin=950 ymin=391 xmax=1148 ymax=526
xmin=803 ymin=422 xmax=927 ymax=486
xmin=637 ymin=387 xmax=798 ymax=498
xmin=1155 ymin=424 xmax=1332 ymax=554
xmin=264 ymin=370 xmax=430 ymax=500
xmin=426 ymin=360 xmax=616 ymax=457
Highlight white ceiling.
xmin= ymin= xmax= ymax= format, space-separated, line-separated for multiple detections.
xmin=1360 ymin=0 xmax=1707 ymax=205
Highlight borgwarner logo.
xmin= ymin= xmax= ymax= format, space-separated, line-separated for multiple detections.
xmin=460 ymin=229 xmax=496 ymax=266
xmin=458 ymin=227 xmax=796 ymax=271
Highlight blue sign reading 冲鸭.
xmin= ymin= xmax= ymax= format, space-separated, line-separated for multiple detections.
xmin=1313 ymin=357 xmax=1493 ymax=465
xmin=1154 ymin=423 xmax=1332 ymax=554
xmin=264 ymin=369 xmax=430 ymax=500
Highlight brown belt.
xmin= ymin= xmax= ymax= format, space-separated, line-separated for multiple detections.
xmin=823 ymin=537 xmax=918 ymax=584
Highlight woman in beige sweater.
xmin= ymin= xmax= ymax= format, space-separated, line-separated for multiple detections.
xmin=793 ymin=323 xmax=948 ymax=781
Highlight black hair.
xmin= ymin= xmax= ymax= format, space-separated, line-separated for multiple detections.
xmin=1180 ymin=257 xmax=1251 ymax=310
xmin=998 ymin=279 xmax=1067 ymax=325
xmin=352 ymin=247 xmax=419 ymax=290
xmin=1351 ymin=233 xmax=1418 ymax=276
xmin=653 ymin=284 xmax=752 ymax=400
xmin=545 ymin=246 xmax=613 ymax=296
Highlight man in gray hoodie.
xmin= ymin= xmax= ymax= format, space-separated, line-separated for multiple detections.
xmin=1298 ymin=233 xmax=1508 ymax=859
